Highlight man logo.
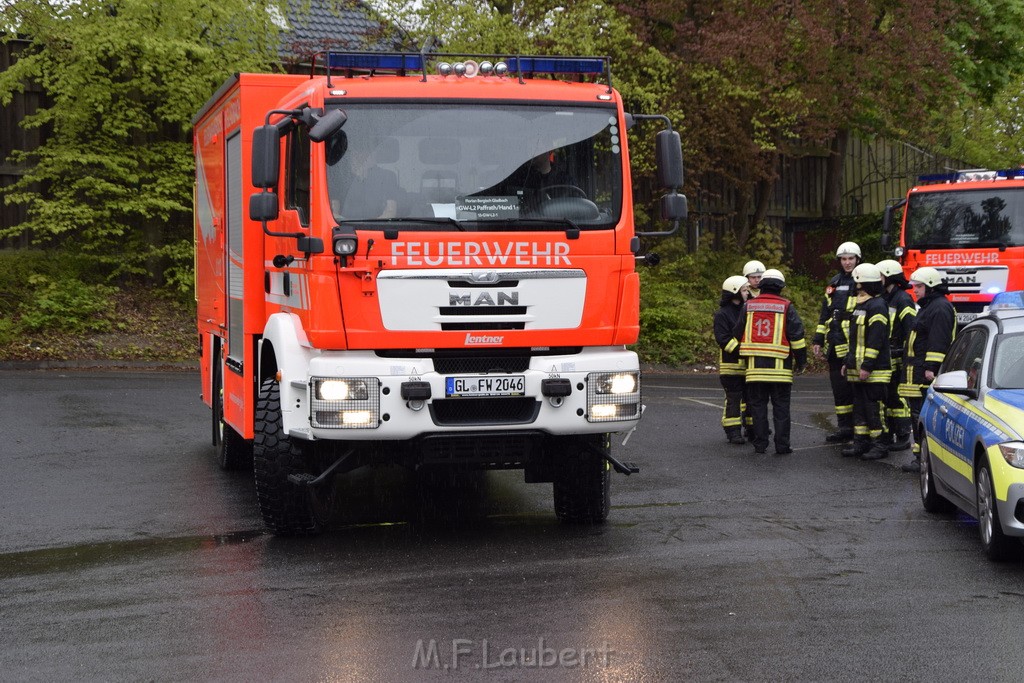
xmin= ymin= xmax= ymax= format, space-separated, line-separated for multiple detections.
xmin=449 ymin=292 xmax=519 ymax=306
xmin=470 ymin=272 xmax=500 ymax=284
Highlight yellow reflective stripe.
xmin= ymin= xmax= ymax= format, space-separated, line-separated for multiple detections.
xmin=898 ymin=307 xmax=916 ymax=321
xmin=835 ymin=344 xmax=849 ymax=356
xmin=928 ymin=436 xmax=974 ymax=482
xmin=724 ymin=338 xmax=739 ymax=353
xmin=863 ymin=348 xmax=879 ymax=359
xmin=791 ymin=338 xmax=807 ymax=350
xmin=925 ymin=351 xmax=946 ymax=363
xmin=816 ymin=324 xmax=828 ymax=335
xmin=836 ymin=405 xmax=853 ymax=415
xmin=868 ymin=313 xmax=888 ymax=326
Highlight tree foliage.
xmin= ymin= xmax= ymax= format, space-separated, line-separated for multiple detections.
xmin=0 ymin=0 xmax=284 ymax=283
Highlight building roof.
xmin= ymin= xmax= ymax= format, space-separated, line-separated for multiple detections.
xmin=280 ymin=0 xmax=409 ymax=66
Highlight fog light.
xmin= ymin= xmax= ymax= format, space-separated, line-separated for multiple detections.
xmin=342 ymin=411 xmax=373 ymax=425
xmin=590 ymin=404 xmax=619 ymax=419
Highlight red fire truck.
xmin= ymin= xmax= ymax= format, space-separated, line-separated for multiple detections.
xmin=192 ymin=52 xmax=686 ymax=535
xmin=882 ymin=168 xmax=1024 ymax=324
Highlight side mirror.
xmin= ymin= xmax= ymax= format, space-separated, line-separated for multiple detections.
xmin=249 ymin=192 xmax=279 ymax=222
xmin=661 ymin=193 xmax=688 ymax=222
xmin=933 ymin=370 xmax=977 ymax=399
xmin=309 ymin=109 xmax=347 ymax=143
xmin=655 ymin=129 xmax=684 ymax=189
xmin=251 ymin=126 xmax=280 ymax=189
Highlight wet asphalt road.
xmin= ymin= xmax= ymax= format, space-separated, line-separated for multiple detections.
xmin=1 ymin=369 xmax=1022 ymax=682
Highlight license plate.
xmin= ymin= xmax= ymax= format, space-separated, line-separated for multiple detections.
xmin=445 ymin=375 xmax=526 ymax=397
xmin=957 ymin=312 xmax=979 ymax=324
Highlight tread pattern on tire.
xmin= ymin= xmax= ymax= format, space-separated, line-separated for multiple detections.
xmin=253 ymin=377 xmax=329 ymax=536
xmin=552 ymin=435 xmax=611 ymax=524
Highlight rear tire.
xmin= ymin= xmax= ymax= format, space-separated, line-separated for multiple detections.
xmin=214 ymin=358 xmax=252 ymax=471
xmin=919 ymin=437 xmax=953 ymax=513
xmin=976 ymin=458 xmax=1018 ymax=562
xmin=553 ymin=435 xmax=611 ymax=524
xmin=253 ymin=377 xmax=334 ymax=536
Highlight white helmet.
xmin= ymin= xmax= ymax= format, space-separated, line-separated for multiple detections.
xmin=743 ymin=260 xmax=766 ymax=277
xmin=875 ymin=259 xmax=904 ymax=279
xmin=909 ymin=266 xmax=944 ymax=288
xmin=761 ymin=268 xmax=785 ymax=283
xmin=722 ymin=275 xmax=749 ymax=294
xmin=852 ymin=263 xmax=882 ymax=283
xmin=836 ymin=241 xmax=862 ymax=258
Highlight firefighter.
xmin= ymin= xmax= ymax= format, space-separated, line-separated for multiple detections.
xmin=743 ymin=260 xmax=766 ymax=298
xmin=715 ymin=275 xmax=750 ymax=445
xmin=899 ymin=266 xmax=957 ymax=472
xmin=733 ymin=269 xmax=807 ymax=455
xmin=812 ymin=241 xmax=860 ymax=443
xmin=840 ymin=263 xmax=892 ymax=460
xmin=876 ymin=259 xmax=916 ymax=452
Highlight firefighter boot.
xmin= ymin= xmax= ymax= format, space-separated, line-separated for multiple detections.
xmin=725 ymin=427 xmax=746 ymax=445
xmin=860 ymin=437 xmax=890 ymax=460
xmin=826 ymin=412 xmax=854 ymax=443
xmin=888 ymin=432 xmax=912 ymax=452
xmin=841 ymin=437 xmax=870 ymax=458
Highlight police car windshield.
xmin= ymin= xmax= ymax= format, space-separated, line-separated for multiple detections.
xmin=905 ymin=188 xmax=1024 ymax=249
xmin=323 ymin=103 xmax=622 ymax=230
xmin=991 ymin=331 xmax=1024 ymax=389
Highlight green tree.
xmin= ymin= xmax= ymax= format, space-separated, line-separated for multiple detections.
xmin=0 ymin=0 xmax=283 ymax=286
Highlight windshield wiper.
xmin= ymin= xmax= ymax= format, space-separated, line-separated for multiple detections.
xmin=335 ymin=217 xmax=466 ymax=233
xmin=470 ymin=217 xmax=582 ymax=236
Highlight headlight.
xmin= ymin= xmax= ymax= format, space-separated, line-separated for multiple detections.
xmin=998 ymin=441 xmax=1024 ymax=468
xmin=311 ymin=377 xmax=380 ymax=429
xmin=587 ymin=371 xmax=641 ymax=423
xmin=316 ymin=379 xmax=369 ymax=401
xmin=596 ymin=372 xmax=638 ymax=395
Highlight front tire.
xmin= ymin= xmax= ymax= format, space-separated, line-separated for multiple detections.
xmin=253 ymin=377 xmax=334 ymax=536
xmin=920 ymin=437 xmax=952 ymax=513
xmin=553 ymin=435 xmax=611 ymax=524
xmin=976 ymin=458 xmax=1018 ymax=562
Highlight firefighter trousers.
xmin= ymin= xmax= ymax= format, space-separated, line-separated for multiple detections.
xmin=746 ymin=382 xmax=791 ymax=452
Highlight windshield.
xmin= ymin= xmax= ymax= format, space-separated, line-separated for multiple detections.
xmin=324 ymin=103 xmax=622 ymax=230
xmin=991 ymin=331 xmax=1024 ymax=389
xmin=905 ymin=188 xmax=1024 ymax=248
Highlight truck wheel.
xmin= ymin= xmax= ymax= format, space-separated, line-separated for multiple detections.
xmin=214 ymin=357 xmax=252 ymax=471
xmin=253 ymin=377 xmax=334 ymax=536
xmin=553 ymin=435 xmax=611 ymax=524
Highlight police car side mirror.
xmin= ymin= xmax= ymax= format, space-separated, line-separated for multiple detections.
xmin=933 ymin=370 xmax=978 ymax=399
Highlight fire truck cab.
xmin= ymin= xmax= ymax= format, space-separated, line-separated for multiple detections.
xmin=883 ymin=168 xmax=1024 ymax=324
xmin=193 ymin=52 xmax=685 ymax=535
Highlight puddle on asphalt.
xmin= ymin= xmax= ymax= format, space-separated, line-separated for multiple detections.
xmin=0 ymin=529 xmax=266 ymax=579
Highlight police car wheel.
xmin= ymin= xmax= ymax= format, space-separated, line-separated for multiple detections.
xmin=919 ymin=438 xmax=952 ymax=514
xmin=253 ymin=377 xmax=335 ymax=536
xmin=976 ymin=459 xmax=1018 ymax=562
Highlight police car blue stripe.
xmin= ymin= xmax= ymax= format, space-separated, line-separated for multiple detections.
xmin=987 ymin=389 xmax=1024 ymax=412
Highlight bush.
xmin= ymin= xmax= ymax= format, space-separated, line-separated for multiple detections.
xmin=19 ymin=275 xmax=118 ymax=333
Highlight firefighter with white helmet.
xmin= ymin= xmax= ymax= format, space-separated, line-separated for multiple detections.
xmin=714 ymin=275 xmax=751 ymax=444
xmin=733 ymin=268 xmax=807 ymax=455
xmin=812 ymin=241 xmax=862 ymax=443
xmin=839 ymin=263 xmax=892 ymax=460
xmin=876 ymin=259 xmax=916 ymax=452
xmin=743 ymin=260 xmax=766 ymax=297
xmin=898 ymin=266 xmax=957 ymax=472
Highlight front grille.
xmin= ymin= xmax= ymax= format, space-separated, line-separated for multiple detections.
xmin=438 ymin=306 xmax=528 ymax=316
xmin=430 ymin=397 xmax=539 ymax=426
xmin=418 ymin=432 xmax=540 ymax=467
xmin=433 ymin=356 xmax=530 ymax=373
xmin=440 ymin=322 xmax=526 ymax=331
xmin=954 ymin=302 xmax=987 ymax=314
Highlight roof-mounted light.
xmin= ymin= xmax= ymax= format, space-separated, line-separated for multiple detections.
xmin=917 ymin=168 xmax=1024 ymax=185
xmin=503 ymin=57 xmax=606 ymax=75
xmin=327 ymin=52 xmax=423 ymax=72
xmin=990 ymin=291 xmax=1024 ymax=310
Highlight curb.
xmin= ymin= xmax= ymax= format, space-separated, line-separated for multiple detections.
xmin=0 ymin=359 xmax=199 ymax=371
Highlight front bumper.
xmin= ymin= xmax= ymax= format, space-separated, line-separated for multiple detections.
xmin=280 ymin=347 xmax=642 ymax=441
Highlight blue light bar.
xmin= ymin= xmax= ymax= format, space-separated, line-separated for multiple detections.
xmin=990 ymin=291 xmax=1024 ymax=310
xmin=918 ymin=168 xmax=1024 ymax=184
xmin=327 ymin=53 xmax=423 ymax=72
xmin=504 ymin=57 xmax=607 ymax=75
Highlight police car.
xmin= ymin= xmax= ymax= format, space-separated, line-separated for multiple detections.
xmin=918 ymin=291 xmax=1024 ymax=561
